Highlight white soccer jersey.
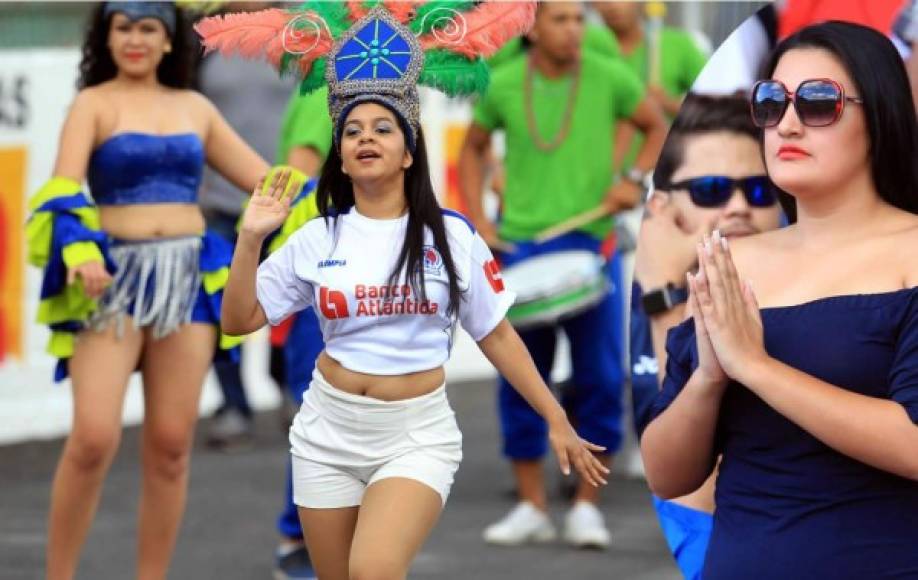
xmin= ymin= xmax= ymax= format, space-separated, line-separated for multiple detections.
xmin=256 ymin=207 xmax=515 ymax=375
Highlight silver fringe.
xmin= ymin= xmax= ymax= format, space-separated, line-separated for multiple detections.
xmin=88 ymin=236 xmax=202 ymax=339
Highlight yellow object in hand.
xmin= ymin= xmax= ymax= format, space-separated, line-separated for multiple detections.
xmin=261 ymin=165 xmax=308 ymax=199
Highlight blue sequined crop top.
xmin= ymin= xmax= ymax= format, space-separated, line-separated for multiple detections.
xmin=88 ymin=132 xmax=204 ymax=205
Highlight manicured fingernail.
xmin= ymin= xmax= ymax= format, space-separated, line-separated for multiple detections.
xmin=721 ymin=235 xmax=728 ymax=250
xmin=704 ymin=240 xmax=713 ymax=256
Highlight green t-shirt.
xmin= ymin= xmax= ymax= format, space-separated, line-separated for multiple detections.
xmin=618 ymin=27 xmax=708 ymax=171
xmin=276 ymin=85 xmax=333 ymax=166
xmin=622 ymin=28 xmax=707 ymax=98
xmin=472 ymin=52 xmax=644 ymax=241
xmin=487 ymin=23 xmax=620 ymax=70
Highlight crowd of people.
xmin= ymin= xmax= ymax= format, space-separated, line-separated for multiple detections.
xmin=20 ymin=1 xmax=918 ymax=579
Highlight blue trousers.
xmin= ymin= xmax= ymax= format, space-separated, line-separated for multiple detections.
xmin=204 ymin=211 xmax=253 ymax=417
xmin=276 ymin=308 xmax=324 ymax=540
xmin=497 ymin=232 xmax=625 ymax=459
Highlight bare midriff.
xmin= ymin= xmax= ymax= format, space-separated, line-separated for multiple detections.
xmin=99 ymin=204 xmax=206 ymax=240
xmin=317 ymin=351 xmax=445 ymax=401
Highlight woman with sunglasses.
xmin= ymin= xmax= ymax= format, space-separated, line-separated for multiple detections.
xmin=641 ymin=21 xmax=918 ymax=579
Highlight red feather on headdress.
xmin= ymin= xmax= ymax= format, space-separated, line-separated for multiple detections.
xmin=419 ymin=1 xmax=536 ymax=58
xmin=195 ymin=8 xmax=332 ymax=69
xmin=384 ymin=1 xmax=418 ymax=23
xmin=347 ymin=1 xmax=369 ymax=22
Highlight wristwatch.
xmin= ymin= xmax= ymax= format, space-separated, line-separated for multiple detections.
xmin=641 ymin=283 xmax=689 ymax=315
xmin=622 ymin=166 xmax=649 ymax=186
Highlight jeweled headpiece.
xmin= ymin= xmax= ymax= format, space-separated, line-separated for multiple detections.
xmin=196 ymin=1 xmax=536 ymax=151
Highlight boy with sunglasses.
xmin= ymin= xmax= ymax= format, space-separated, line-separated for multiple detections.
xmin=631 ymin=93 xmax=783 ymax=579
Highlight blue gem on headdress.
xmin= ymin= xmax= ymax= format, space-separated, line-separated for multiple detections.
xmin=334 ymin=16 xmax=414 ymax=81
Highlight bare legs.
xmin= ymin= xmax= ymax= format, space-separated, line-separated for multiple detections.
xmin=299 ymin=478 xmax=443 ymax=580
xmin=46 ymin=322 xmax=143 ymax=580
xmin=45 ymin=321 xmax=215 ymax=580
xmin=136 ymin=323 xmax=215 ymax=580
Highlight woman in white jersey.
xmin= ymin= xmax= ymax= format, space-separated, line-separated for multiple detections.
xmin=205 ymin=3 xmax=605 ymax=578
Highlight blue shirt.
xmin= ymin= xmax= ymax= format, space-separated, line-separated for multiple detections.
xmin=651 ymin=287 xmax=918 ymax=579
xmin=630 ymin=282 xmax=661 ymax=436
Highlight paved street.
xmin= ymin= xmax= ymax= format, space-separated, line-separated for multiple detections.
xmin=1 ymin=379 xmax=679 ymax=579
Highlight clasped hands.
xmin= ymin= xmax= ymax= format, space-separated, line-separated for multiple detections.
xmin=685 ymin=229 xmax=771 ymax=388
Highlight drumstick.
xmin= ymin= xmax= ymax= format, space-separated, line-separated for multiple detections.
xmin=645 ymin=2 xmax=666 ymax=87
xmin=490 ymin=239 xmax=518 ymax=254
xmin=533 ymin=205 xmax=611 ymax=244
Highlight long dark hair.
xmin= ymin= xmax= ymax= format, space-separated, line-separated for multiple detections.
xmin=759 ymin=21 xmax=918 ymax=218
xmin=78 ymin=3 xmax=194 ymax=89
xmin=317 ymin=127 xmax=463 ymax=316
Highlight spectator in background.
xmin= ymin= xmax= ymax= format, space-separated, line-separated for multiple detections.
xmin=276 ymin=86 xmax=330 ymax=178
xmin=631 ymin=93 xmax=783 ymax=578
xmin=592 ymin=2 xmax=708 ymax=171
xmin=488 ymin=6 xmax=621 ymax=68
xmin=196 ymin=2 xmax=296 ymax=450
xmin=460 ymin=1 xmax=667 ymax=549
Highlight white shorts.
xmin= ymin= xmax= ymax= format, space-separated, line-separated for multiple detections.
xmin=290 ymin=368 xmax=462 ymax=509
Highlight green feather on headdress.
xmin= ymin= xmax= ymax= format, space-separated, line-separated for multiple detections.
xmin=419 ymin=50 xmax=489 ymax=97
xmin=409 ymin=1 xmax=476 ymax=35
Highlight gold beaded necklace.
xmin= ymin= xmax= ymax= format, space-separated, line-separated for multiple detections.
xmin=524 ymin=55 xmax=581 ymax=152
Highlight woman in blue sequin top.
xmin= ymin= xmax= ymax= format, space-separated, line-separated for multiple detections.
xmin=641 ymin=22 xmax=918 ymax=579
xmin=40 ymin=4 xmax=278 ymax=579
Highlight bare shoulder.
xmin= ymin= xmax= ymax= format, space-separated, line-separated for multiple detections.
xmin=726 ymin=227 xmax=790 ymax=275
xmin=173 ymin=89 xmax=216 ymax=114
xmin=890 ymin=213 xmax=918 ymax=287
xmin=69 ymin=85 xmax=105 ymax=114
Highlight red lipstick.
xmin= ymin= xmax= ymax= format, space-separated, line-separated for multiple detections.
xmin=777 ymin=145 xmax=810 ymax=160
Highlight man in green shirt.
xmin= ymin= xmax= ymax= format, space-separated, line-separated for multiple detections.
xmin=277 ymin=85 xmax=333 ymax=177
xmin=488 ymin=18 xmax=622 ymax=67
xmin=593 ymin=1 xmax=708 ymax=170
xmin=459 ymin=1 xmax=666 ymax=549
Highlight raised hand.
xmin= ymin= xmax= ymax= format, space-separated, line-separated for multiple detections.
xmin=239 ymin=168 xmax=300 ymax=240
xmin=691 ymin=230 xmax=767 ymax=381
xmin=635 ymin=201 xmax=706 ymax=289
xmin=548 ymin=419 xmax=610 ymax=487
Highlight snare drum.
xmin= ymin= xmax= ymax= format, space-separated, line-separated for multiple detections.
xmin=502 ymin=250 xmax=609 ymax=330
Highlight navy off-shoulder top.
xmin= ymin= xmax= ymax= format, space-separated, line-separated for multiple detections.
xmin=651 ymin=287 xmax=918 ymax=580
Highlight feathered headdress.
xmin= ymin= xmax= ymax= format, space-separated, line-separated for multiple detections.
xmin=195 ymin=1 xmax=536 ymax=150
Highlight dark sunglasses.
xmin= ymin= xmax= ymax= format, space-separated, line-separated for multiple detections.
xmin=750 ymin=78 xmax=863 ymax=128
xmin=660 ymin=175 xmax=777 ymax=208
